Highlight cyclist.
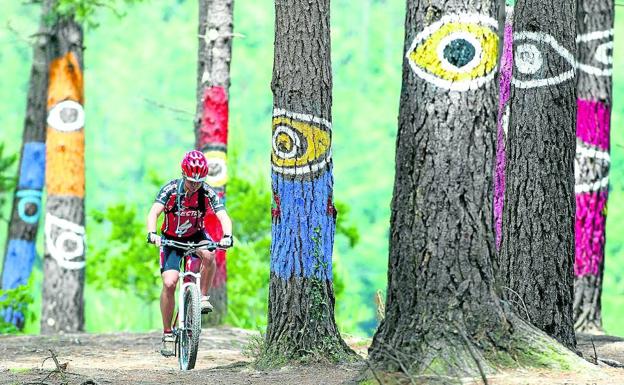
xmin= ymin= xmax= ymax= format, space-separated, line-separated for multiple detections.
xmin=146 ymin=150 xmax=233 ymax=356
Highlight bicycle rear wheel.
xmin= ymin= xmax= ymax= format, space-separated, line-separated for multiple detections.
xmin=178 ymin=284 xmax=201 ymax=370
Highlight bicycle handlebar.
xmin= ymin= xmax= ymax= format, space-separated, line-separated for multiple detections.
xmin=159 ymin=239 xmax=230 ymax=253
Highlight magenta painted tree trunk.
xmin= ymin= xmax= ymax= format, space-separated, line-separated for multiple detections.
xmin=194 ymin=0 xmax=233 ymax=326
xmin=573 ymin=0 xmax=614 ymax=333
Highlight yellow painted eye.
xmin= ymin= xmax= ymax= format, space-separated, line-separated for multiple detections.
xmin=406 ymin=13 xmax=499 ymax=91
xmin=203 ymin=150 xmax=227 ymax=187
xmin=271 ymin=109 xmax=331 ymax=179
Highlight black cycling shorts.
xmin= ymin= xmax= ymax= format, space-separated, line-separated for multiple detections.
xmin=159 ymin=231 xmax=211 ymax=273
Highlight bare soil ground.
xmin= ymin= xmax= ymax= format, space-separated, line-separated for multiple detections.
xmin=0 ymin=328 xmax=622 ymax=385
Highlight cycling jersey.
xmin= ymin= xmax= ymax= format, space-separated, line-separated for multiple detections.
xmin=155 ymin=179 xmax=224 ymax=237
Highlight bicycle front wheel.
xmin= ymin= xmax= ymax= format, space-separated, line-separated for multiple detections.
xmin=178 ymin=284 xmax=201 ymax=370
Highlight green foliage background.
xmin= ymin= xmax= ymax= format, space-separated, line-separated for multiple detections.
xmin=0 ymin=1 xmax=622 ymax=336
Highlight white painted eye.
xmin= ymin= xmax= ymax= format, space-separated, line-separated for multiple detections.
xmin=47 ymin=100 xmax=85 ymax=132
xmin=576 ymin=29 xmax=613 ymax=77
xmin=512 ymin=32 xmax=575 ymax=89
xmin=272 ymin=125 xmax=303 ymax=159
xmin=45 ymin=213 xmax=86 ymax=270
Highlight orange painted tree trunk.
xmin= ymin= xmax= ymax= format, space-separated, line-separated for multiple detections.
xmin=1 ymin=0 xmax=51 ymax=329
xmin=194 ymin=0 xmax=234 ymax=326
xmin=40 ymin=14 xmax=86 ymax=334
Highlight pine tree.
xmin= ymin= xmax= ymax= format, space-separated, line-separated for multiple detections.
xmin=40 ymin=10 xmax=86 ymax=333
xmin=1 ymin=0 xmax=52 ymax=329
xmin=498 ymin=0 xmax=577 ymax=349
xmin=264 ymin=0 xmax=353 ymax=362
xmin=194 ymin=0 xmax=234 ymax=326
xmin=573 ymin=0 xmax=614 ymax=333
xmin=368 ymin=0 xmax=583 ymax=378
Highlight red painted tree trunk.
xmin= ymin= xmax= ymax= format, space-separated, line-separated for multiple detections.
xmin=195 ymin=0 xmax=234 ymax=326
xmin=40 ymin=14 xmax=86 ymax=334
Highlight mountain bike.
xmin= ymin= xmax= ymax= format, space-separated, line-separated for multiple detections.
xmin=159 ymin=239 xmax=226 ymax=370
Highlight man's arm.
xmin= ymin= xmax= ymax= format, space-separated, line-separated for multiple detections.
xmin=147 ymin=202 xmax=165 ymax=245
xmin=215 ymin=210 xmax=232 ymax=237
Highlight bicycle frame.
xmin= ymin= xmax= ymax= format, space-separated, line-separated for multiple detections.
xmin=157 ymin=238 xmax=227 ymax=369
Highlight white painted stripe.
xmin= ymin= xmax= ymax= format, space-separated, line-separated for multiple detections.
xmin=576 ymin=29 xmax=614 ymax=43
xmin=575 ymin=176 xmax=609 ymax=193
xmin=577 ymin=145 xmax=610 ymax=162
xmin=273 ymin=108 xmax=332 ymax=129
xmin=577 ymin=63 xmax=612 ymax=77
xmin=271 ymin=151 xmax=332 ymax=175
xmin=407 ymin=62 xmax=498 ymax=91
xmin=512 ymin=69 xmax=575 ymax=89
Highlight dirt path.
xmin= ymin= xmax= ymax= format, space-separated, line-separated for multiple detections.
xmin=1 ymin=328 xmax=623 ymax=384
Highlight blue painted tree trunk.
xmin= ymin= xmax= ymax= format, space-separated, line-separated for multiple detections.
xmin=0 ymin=0 xmax=51 ymax=329
xmin=265 ymin=0 xmax=353 ymax=361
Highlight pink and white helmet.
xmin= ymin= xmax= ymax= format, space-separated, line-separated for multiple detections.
xmin=181 ymin=150 xmax=209 ymax=182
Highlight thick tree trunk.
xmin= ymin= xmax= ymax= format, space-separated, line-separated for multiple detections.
xmin=0 ymin=0 xmax=51 ymax=329
xmin=194 ymin=0 xmax=234 ymax=327
xmin=40 ymin=15 xmax=86 ymax=334
xmin=573 ymin=0 xmax=613 ymax=334
xmin=498 ymin=0 xmax=577 ymax=349
xmin=367 ymin=0 xmax=584 ymax=378
xmin=265 ymin=0 xmax=352 ymax=362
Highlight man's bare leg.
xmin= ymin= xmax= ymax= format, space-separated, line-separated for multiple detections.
xmin=198 ymin=250 xmax=216 ymax=296
xmin=160 ymin=271 xmax=179 ymax=330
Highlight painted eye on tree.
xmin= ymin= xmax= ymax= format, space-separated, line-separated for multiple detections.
xmin=406 ymin=13 xmax=499 ymax=91
xmin=575 ymin=140 xmax=610 ymax=194
xmin=45 ymin=213 xmax=86 ymax=270
xmin=512 ymin=32 xmax=576 ymax=89
xmin=577 ymin=29 xmax=613 ymax=77
xmin=203 ymin=150 xmax=227 ymax=187
xmin=271 ymin=109 xmax=331 ymax=179
xmin=16 ymin=190 xmax=42 ymax=224
xmin=47 ymin=100 xmax=85 ymax=132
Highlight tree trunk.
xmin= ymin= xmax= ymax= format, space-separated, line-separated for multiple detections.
xmin=498 ymin=0 xmax=577 ymax=349
xmin=265 ymin=0 xmax=352 ymax=362
xmin=194 ymin=0 xmax=234 ymax=327
xmin=1 ymin=0 xmax=51 ymax=329
xmin=40 ymin=15 xmax=86 ymax=334
xmin=368 ymin=0 xmax=583 ymax=378
xmin=573 ymin=0 xmax=613 ymax=334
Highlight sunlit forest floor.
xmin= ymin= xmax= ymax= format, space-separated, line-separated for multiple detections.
xmin=1 ymin=328 xmax=623 ymax=384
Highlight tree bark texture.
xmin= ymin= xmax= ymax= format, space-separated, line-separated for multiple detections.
xmin=194 ymin=0 xmax=234 ymax=327
xmin=573 ymin=0 xmax=614 ymax=334
xmin=1 ymin=0 xmax=52 ymax=329
xmin=266 ymin=0 xmax=352 ymax=360
xmin=498 ymin=0 xmax=577 ymax=349
xmin=40 ymin=15 xmax=86 ymax=334
xmin=368 ymin=0 xmax=523 ymax=375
